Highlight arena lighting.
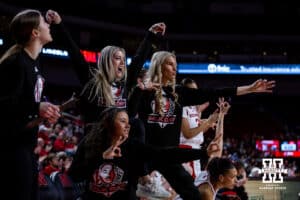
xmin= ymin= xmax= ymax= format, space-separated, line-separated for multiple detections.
xmin=40 ymin=47 xmax=300 ymax=75
xmin=126 ymin=57 xmax=132 ymax=65
xmin=256 ymin=139 xmax=300 ymax=158
xmin=178 ymin=63 xmax=300 ymax=74
xmin=0 ymin=38 xmax=3 ymax=45
xmin=143 ymin=62 xmax=300 ymax=75
xmin=41 ymin=47 xmax=132 ymax=65
xmin=80 ymin=50 xmax=98 ymax=63
xmin=42 ymin=48 xmax=68 ymax=57
xmin=41 ymin=48 xmax=99 ymax=63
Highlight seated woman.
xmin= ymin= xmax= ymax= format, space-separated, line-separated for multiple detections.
xmin=198 ymin=157 xmax=238 ymax=200
xmin=68 ymin=107 xmax=220 ymax=200
xmin=217 ymin=160 xmax=249 ymax=200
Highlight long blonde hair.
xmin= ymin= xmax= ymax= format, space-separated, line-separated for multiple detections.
xmin=83 ymin=46 xmax=126 ymax=106
xmin=0 ymin=9 xmax=41 ymax=63
xmin=147 ymin=51 xmax=178 ymax=115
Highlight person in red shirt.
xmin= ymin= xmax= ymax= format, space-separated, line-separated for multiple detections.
xmin=43 ymin=153 xmax=60 ymax=176
xmin=53 ymin=131 xmax=66 ymax=152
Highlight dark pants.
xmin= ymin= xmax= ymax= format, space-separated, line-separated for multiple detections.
xmin=3 ymin=146 xmax=38 ymax=200
xmin=128 ymin=117 xmax=147 ymax=200
xmin=155 ymin=163 xmax=201 ymax=200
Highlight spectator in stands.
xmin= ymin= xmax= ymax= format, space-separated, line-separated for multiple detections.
xmin=35 ymin=137 xmax=48 ymax=158
xmin=128 ymin=50 xmax=274 ymax=200
xmin=38 ymin=124 xmax=52 ymax=144
xmin=53 ymin=130 xmax=66 ymax=152
xmin=68 ymin=107 xmax=220 ymax=200
xmin=0 ymin=9 xmax=61 ymax=200
xmin=35 ymin=137 xmax=49 ymax=167
xmin=64 ymin=135 xmax=79 ymax=156
xmin=42 ymin=152 xmax=60 ymax=176
xmin=57 ymin=151 xmax=68 ymax=173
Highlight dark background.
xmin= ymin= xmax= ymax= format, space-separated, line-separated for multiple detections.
xmin=2 ymin=0 xmax=300 ymax=56
xmin=1 ymin=0 xmax=300 ymax=138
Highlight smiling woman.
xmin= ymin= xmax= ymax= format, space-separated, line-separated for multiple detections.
xmin=54 ymin=19 xmax=167 ymax=126
xmin=68 ymin=107 xmax=220 ymax=200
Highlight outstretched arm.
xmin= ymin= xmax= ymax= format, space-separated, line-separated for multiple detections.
xmin=180 ymin=79 xmax=275 ymax=107
xmin=236 ymin=79 xmax=275 ymax=95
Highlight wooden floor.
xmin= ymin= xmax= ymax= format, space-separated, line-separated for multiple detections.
xmin=245 ymin=180 xmax=300 ymax=200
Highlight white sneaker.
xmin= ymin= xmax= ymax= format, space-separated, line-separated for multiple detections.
xmin=194 ymin=170 xmax=208 ymax=187
xmin=173 ymin=194 xmax=183 ymax=200
xmin=136 ymin=176 xmax=171 ymax=199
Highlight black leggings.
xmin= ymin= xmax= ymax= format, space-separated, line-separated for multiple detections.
xmin=127 ymin=117 xmax=148 ymax=199
xmin=3 ymin=147 xmax=38 ymax=200
xmin=155 ymin=163 xmax=201 ymax=200
xmin=127 ymin=118 xmax=201 ymax=200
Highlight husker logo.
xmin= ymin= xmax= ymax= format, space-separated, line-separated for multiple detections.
xmin=259 ymin=158 xmax=288 ymax=183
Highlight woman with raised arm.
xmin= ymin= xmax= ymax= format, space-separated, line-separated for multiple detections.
xmin=49 ymin=11 xmax=167 ymax=124
xmin=0 ymin=9 xmax=61 ymax=200
xmin=47 ymin=11 xmax=170 ymax=198
xmin=128 ymin=50 xmax=274 ymax=200
xmin=179 ymin=78 xmax=218 ymax=181
xmin=68 ymin=107 xmax=220 ymax=200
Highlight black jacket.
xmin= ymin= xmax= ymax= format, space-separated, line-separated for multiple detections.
xmin=0 ymin=50 xmax=42 ymax=147
xmin=128 ymin=85 xmax=236 ymax=147
xmin=68 ymin=135 xmax=208 ymax=200
xmin=55 ymin=23 xmax=167 ymax=124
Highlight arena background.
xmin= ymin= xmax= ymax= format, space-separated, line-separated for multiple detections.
xmin=1 ymin=1 xmax=300 ymax=199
